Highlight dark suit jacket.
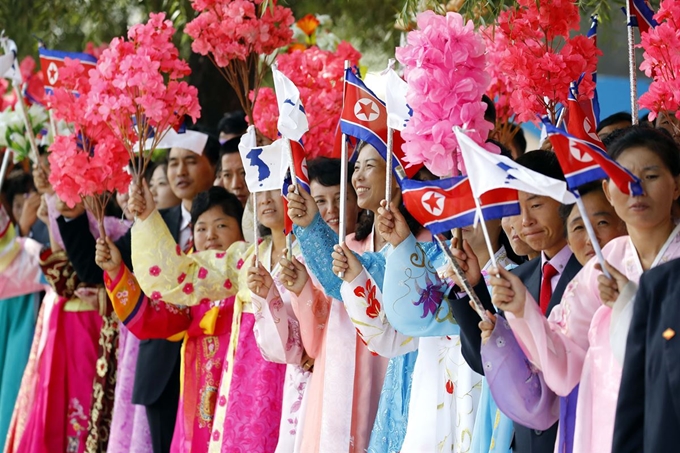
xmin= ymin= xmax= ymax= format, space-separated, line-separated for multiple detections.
xmin=613 ymin=258 xmax=680 ymax=452
xmin=450 ymin=253 xmax=582 ymax=453
xmin=57 ymin=205 xmax=183 ymax=405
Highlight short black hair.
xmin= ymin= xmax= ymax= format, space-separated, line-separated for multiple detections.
xmin=190 ymin=186 xmax=244 ymax=233
xmin=3 ymin=170 xmax=34 ymax=206
xmin=602 ymin=127 xmax=628 ymax=149
xmin=216 ymin=137 xmax=242 ymax=174
xmin=608 ymin=125 xmax=680 ymax=177
xmin=217 ymin=111 xmax=247 ymax=137
xmin=558 ymin=180 xmax=604 ymax=225
xmin=597 ymin=112 xmax=632 ymax=133
xmin=482 ymin=95 xmax=497 ymax=124
xmin=487 ymin=139 xmax=513 ymax=160
xmin=515 ymin=150 xmax=566 ymax=181
xmin=307 ymin=157 xmax=354 ymax=187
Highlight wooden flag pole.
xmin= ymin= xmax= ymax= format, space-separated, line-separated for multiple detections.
xmin=252 ymin=192 xmax=259 ymax=267
xmin=0 ymin=149 xmax=12 ymax=194
xmin=385 ymin=127 xmax=394 ymax=211
xmin=285 ymin=139 xmax=296 ymax=260
xmin=626 ymin=5 xmax=639 ymax=125
xmin=338 ymin=60 xmax=350 ymax=278
xmin=434 ymin=234 xmax=490 ymax=322
xmin=573 ymin=189 xmax=611 ymax=278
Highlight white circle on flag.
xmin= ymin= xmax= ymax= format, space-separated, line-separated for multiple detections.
xmin=421 ymin=191 xmax=444 ymax=216
xmin=47 ymin=62 xmax=59 ymax=86
xmin=583 ymin=117 xmax=601 ymax=142
xmin=354 ymin=98 xmax=380 ymax=122
xmin=569 ymin=139 xmax=594 ymax=163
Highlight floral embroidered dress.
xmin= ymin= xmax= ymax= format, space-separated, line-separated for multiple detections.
xmin=504 ymin=224 xmax=680 ymax=453
xmin=292 ymin=213 xmax=425 ymax=453
xmin=0 ymin=208 xmax=46 ymax=444
xmin=285 ymin=250 xmax=390 ymax=453
xmin=107 ymin=325 xmax=153 ymax=453
xmin=104 ymin=256 xmax=245 ymax=453
xmin=249 ymin=240 xmax=311 ymax=453
xmin=382 ymin=235 xmax=515 ymax=452
xmin=130 ymin=210 xmax=300 ymax=453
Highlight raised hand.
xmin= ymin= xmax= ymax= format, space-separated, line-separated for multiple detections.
xmin=479 ymin=311 xmax=497 ymax=345
xmin=286 ymin=184 xmax=318 ymax=228
xmin=128 ymin=179 xmax=156 ymax=220
xmin=331 ymin=242 xmax=362 ymax=282
xmin=32 ymin=166 xmax=53 ymax=195
xmin=376 ymin=200 xmax=410 ymax=247
xmin=488 ymin=266 xmax=527 ymax=317
xmin=95 ymin=236 xmax=123 ymax=276
xmin=595 ymin=261 xmax=629 ymax=308
xmin=247 ymin=255 xmax=274 ymax=299
xmin=18 ymin=192 xmax=41 ymax=236
xmin=36 ymin=195 xmax=49 ymax=225
xmin=443 ymin=238 xmax=482 ymax=288
xmin=278 ymin=253 xmax=309 ymax=296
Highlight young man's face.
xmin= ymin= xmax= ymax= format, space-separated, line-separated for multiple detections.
xmin=218 ymin=153 xmax=249 ymax=207
xmin=167 ymin=147 xmax=216 ymax=202
xmin=518 ymin=192 xmax=567 ymax=258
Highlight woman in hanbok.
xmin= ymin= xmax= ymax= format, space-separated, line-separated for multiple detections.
xmin=352 ymin=201 xmax=514 ymax=453
xmin=126 ymin=183 xmax=309 ymax=453
xmin=286 ymin=143 xmax=430 ymax=453
xmin=489 ymin=126 xmax=680 ymax=453
xmin=96 ymin=187 xmax=246 ymax=452
xmin=0 ymin=203 xmax=46 ymax=444
xmin=263 ymin=157 xmax=389 ymax=452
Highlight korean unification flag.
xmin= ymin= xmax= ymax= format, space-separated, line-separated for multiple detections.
xmin=239 ymin=130 xmax=290 ymax=193
xmin=272 ymin=67 xmax=309 ymax=142
xmin=384 ymin=68 xmax=411 ymax=131
xmin=455 ymin=127 xmax=577 ymax=204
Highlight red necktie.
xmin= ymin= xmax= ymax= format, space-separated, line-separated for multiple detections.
xmin=539 ymin=262 xmax=558 ymax=315
xmin=183 ymin=224 xmax=194 ymax=254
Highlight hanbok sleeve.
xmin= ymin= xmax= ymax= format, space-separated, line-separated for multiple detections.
xmin=481 ymin=316 xmax=560 ymax=430
xmin=251 ymin=284 xmax=304 ymax=365
xmin=293 ymin=213 xmax=384 ymax=300
xmin=289 ymin=278 xmax=330 ymax=359
xmin=131 ymin=210 xmax=248 ymax=306
xmin=611 ymin=275 xmax=649 ymax=453
xmin=39 ymin=248 xmax=80 ymax=299
xmin=340 ymin=268 xmax=417 ymax=358
xmin=505 ymin=261 xmax=601 ymax=396
xmin=104 ymin=265 xmax=191 ymax=341
xmin=383 ymin=235 xmax=458 ymax=337
xmin=609 ymin=281 xmax=638 ymax=365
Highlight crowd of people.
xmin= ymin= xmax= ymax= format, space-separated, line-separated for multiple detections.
xmin=1 ymin=98 xmax=680 ymax=453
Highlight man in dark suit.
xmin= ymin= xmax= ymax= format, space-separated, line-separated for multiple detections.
xmin=449 ymin=150 xmax=582 ymax=453
xmin=57 ymin=131 xmax=220 ymax=453
xmin=613 ymin=258 xmax=680 ymax=452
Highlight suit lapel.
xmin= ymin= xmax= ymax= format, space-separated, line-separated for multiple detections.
xmin=661 ymin=278 xmax=680 ymax=421
xmin=165 ymin=205 xmax=182 ymax=243
xmin=525 ymin=260 xmax=541 ymax=303
xmin=547 ymin=254 xmax=582 ymax=315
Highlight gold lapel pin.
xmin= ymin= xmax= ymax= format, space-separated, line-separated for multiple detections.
xmin=663 ymin=328 xmax=676 ymax=340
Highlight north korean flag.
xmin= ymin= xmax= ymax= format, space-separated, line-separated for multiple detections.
xmin=401 ymin=176 xmax=519 ymax=235
xmin=340 ymin=68 xmax=421 ymax=178
xmin=290 ymin=139 xmax=310 ymax=194
xmin=627 ymin=0 xmax=658 ymax=35
xmin=38 ymin=48 xmax=97 ymax=96
xmin=545 ymin=118 xmax=643 ymax=196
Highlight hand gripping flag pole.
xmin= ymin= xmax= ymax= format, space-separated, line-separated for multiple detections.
xmin=338 ymin=60 xmax=350 ymax=278
xmin=434 ymin=234 xmax=491 ymax=322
